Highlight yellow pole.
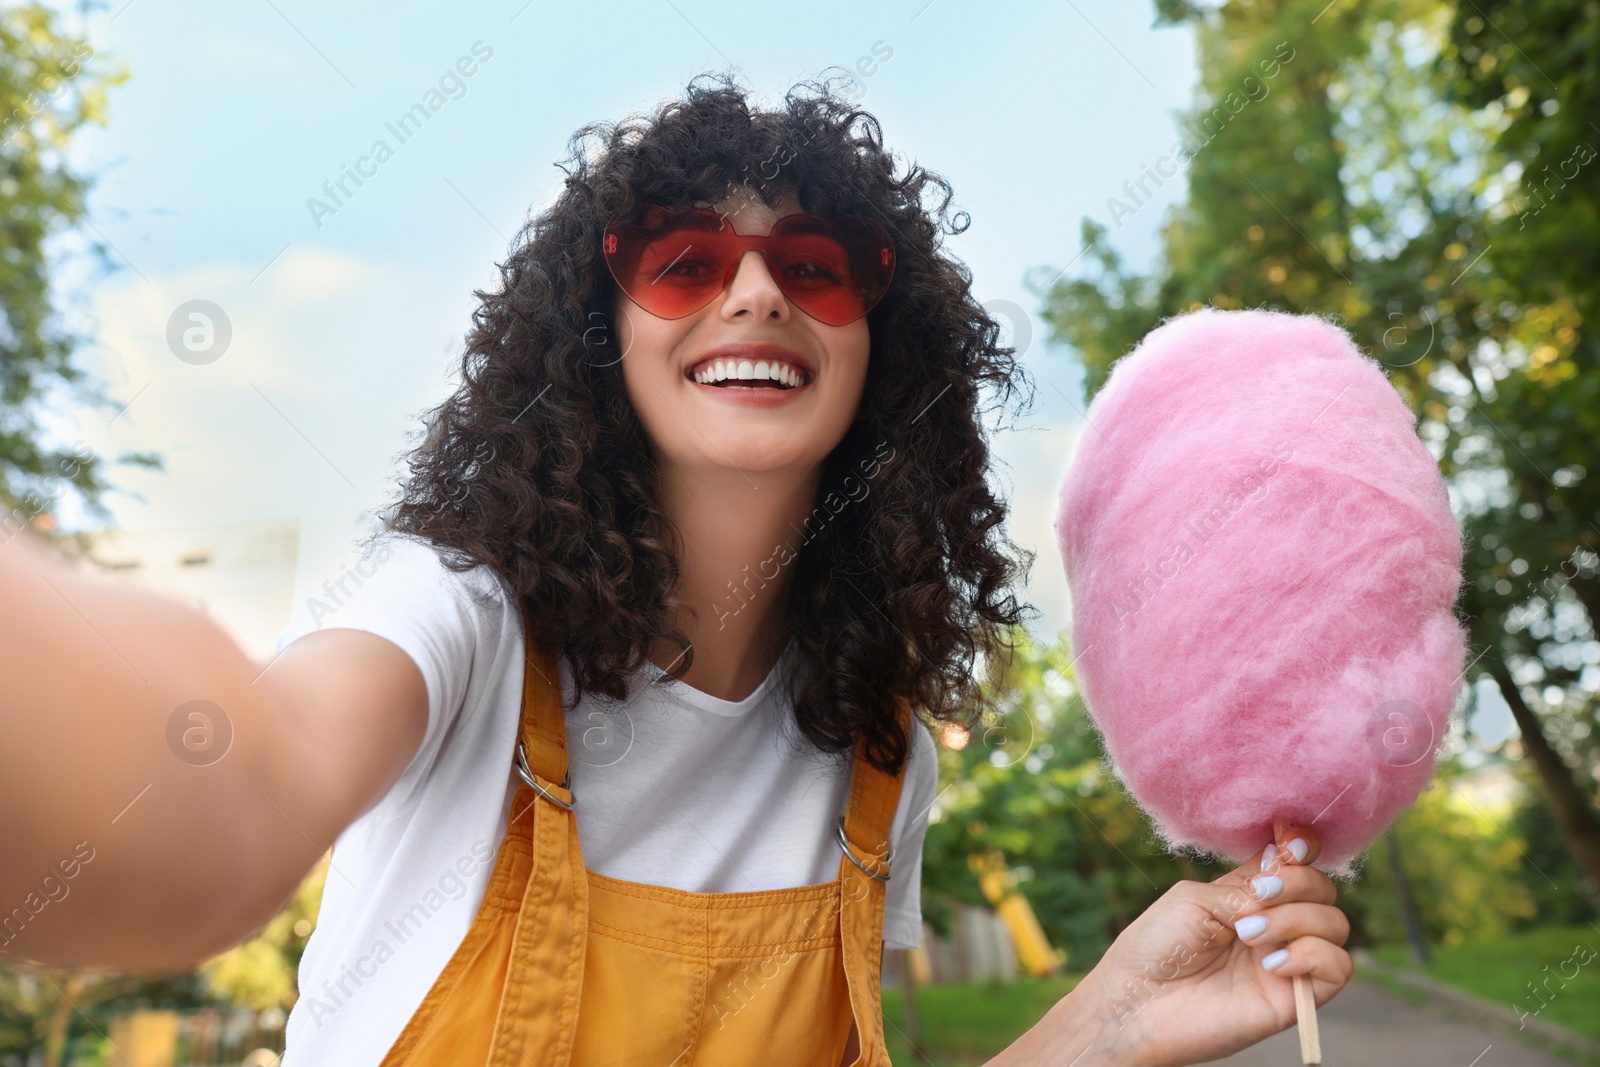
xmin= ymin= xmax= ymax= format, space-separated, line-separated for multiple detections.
xmin=968 ymin=851 xmax=1062 ymax=978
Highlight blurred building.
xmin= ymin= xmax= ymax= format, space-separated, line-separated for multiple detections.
xmin=79 ymin=519 xmax=301 ymax=662
xmin=905 ymin=903 xmax=1020 ymax=984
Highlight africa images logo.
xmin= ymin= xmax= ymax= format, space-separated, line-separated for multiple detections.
xmin=305 ymin=840 xmax=495 ymax=1027
xmin=1110 ymin=440 xmax=1294 ymax=629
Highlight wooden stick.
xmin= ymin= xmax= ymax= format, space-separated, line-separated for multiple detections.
xmin=1270 ymin=820 xmax=1322 ymax=1065
xmin=1293 ymin=973 xmax=1321 ymax=1064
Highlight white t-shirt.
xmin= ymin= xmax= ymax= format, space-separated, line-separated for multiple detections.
xmin=274 ymin=532 xmax=939 ymax=1067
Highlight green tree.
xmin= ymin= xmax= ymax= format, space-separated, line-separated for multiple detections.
xmin=0 ymin=966 xmax=204 ymax=1064
xmin=0 ymin=1 xmax=154 ymax=541
xmin=1029 ymin=0 xmax=1600 ymax=898
xmin=1338 ymin=760 xmax=1539 ymax=949
xmin=1441 ymin=0 xmax=1600 ymax=895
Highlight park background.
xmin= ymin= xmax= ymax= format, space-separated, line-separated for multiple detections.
xmin=1 ymin=0 xmax=1597 ymax=1063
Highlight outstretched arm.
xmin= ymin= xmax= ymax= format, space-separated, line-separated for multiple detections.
xmin=0 ymin=531 xmax=428 ymax=971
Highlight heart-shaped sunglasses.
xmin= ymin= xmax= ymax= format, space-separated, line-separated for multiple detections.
xmin=603 ymin=205 xmax=896 ymax=327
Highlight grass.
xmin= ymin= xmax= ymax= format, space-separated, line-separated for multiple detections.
xmin=878 ymin=925 xmax=1600 ymax=1065
xmin=879 ymin=974 xmax=1087 ymax=1066
xmin=1368 ymin=923 xmax=1600 ymax=1042
xmin=1350 ymin=962 xmax=1430 ymax=1005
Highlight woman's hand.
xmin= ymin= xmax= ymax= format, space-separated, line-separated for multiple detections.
xmin=1074 ymin=823 xmax=1353 ymax=1067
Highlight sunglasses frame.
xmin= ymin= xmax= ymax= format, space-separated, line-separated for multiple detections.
xmin=602 ymin=205 xmax=896 ymax=327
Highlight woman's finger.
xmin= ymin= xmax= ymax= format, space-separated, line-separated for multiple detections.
xmin=1183 ymin=867 xmax=1335 ymax=943
xmin=1268 ymin=821 xmax=1323 ymax=869
xmin=1254 ymin=935 xmax=1354 ymax=995
xmin=1213 ymin=861 xmax=1338 ymax=923
xmin=1231 ymin=902 xmax=1350 ymax=949
xmin=1214 ymin=822 xmax=1324 ymax=893
xmin=1254 ymin=862 xmax=1338 ymax=908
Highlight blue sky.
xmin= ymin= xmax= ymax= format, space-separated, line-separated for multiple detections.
xmin=50 ymin=0 xmax=1204 ymax=638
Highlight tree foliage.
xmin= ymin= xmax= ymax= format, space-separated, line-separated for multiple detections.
xmin=0 ymin=1 xmax=154 ymax=533
xmin=1027 ymin=0 xmax=1600 ymax=899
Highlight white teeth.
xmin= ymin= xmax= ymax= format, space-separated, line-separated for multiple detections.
xmin=692 ymin=358 xmax=808 ymax=387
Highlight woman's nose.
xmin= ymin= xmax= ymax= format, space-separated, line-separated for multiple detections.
xmin=720 ymin=250 xmax=789 ymax=321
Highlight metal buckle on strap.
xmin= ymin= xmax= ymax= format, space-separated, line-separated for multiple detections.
xmin=515 ymin=741 xmax=575 ymax=811
xmin=835 ymin=815 xmax=893 ymax=881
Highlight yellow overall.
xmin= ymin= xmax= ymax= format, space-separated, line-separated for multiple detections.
xmin=379 ymin=614 xmax=912 ymax=1066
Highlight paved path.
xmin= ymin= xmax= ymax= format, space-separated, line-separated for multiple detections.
xmin=1208 ymin=978 xmax=1581 ymax=1066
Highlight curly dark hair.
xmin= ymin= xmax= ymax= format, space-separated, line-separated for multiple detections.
xmin=385 ymin=70 xmax=1033 ymax=778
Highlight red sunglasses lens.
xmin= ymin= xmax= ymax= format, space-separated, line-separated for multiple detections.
xmin=607 ymin=208 xmax=727 ymax=318
xmin=603 ymin=207 xmax=894 ymax=326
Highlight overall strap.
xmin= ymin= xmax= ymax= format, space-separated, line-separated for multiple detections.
xmin=836 ymin=701 xmax=914 ymax=1065
xmin=839 ymin=704 xmax=912 ymax=878
xmin=486 ymin=606 xmax=588 ymax=1067
xmin=516 ymin=617 xmax=571 ymax=796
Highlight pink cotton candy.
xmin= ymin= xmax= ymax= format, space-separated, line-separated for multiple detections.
xmin=1054 ymin=307 xmax=1469 ymax=878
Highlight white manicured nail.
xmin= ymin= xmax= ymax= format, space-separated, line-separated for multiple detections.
xmin=1251 ymin=875 xmax=1284 ymax=900
xmin=1261 ymin=843 xmax=1277 ymax=872
xmin=1262 ymin=948 xmax=1290 ymax=971
xmin=1287 ymin=837 xmax=1309 ymax=862
xmin=1235 ymin=914 xmax=1269 ymax=941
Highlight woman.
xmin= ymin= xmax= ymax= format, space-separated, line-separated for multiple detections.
xmin=0 ymin=74 xmax=1351 ymax=1065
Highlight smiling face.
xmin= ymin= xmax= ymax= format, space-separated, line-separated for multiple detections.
xmin=612 ymin=186 xmax=872 ymax=479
